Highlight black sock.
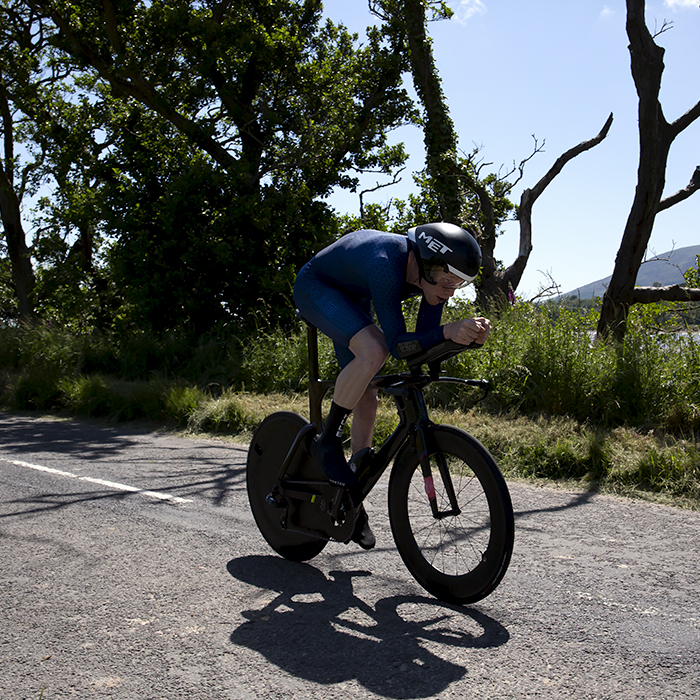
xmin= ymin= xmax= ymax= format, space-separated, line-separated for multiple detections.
xmin=319 ymin=401 xmax=352 ymax=444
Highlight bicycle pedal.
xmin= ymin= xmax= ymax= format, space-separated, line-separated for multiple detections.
xmin=327 ymin=486 xmax=353 ymax=523
xmin=265 ymin=491 xmax=286 ymax=509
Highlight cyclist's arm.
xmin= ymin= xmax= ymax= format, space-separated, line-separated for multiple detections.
xmin=369 ymin=260 xmax=446 ymax=359
xmin=396 ymin=311 xmax=490 ymax=360
xmin=379 ymin=301 xmax=446 ymax=360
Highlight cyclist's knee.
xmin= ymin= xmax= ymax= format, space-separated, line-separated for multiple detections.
xmin=350 ymin=325 xmax=389 ymax=371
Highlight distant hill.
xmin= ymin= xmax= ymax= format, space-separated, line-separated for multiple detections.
xmin=561 ymin=244 xmax=700 ymax=300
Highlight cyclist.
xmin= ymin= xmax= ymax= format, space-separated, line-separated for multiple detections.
xmin=293 ymin=223 xmax=491 ymax=549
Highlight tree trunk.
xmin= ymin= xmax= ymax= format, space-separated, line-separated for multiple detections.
xmin=0 ymin=81 xmax=36 ymax=321
xmin=0 ymin=169 xmax=36 ymax=320
xmin=403 ymin=0 xmax=462 ymax=223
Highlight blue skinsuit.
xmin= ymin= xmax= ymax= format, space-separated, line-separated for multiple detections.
xmin=294 ymin=230 xmax=446 ymax=368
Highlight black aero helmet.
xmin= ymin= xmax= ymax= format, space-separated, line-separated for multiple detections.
xmin=407 ymin=222 xmax=482 ymax=288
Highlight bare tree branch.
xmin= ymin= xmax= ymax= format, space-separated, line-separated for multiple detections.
xmin=631 ymin=285 xmax=700 ymax=303
xmin=669 ymin=99 xmax=700 ymax=140
xmin=526 ymin=270 xmax=562 ymax=303
xmin=508 ymin=136 xmax=546 ymax=189
xmin=528 ymin=112 xmax=614 ymax=202
xmin=359 ymin=167 xmax=405 ymax=219
xmin=505 ymin=113 xmax=614 ymax=293
xmin=658 ymin=166 xmax=700 ymax=211
xmin=651 ymin=18 xmax=673 ymax=39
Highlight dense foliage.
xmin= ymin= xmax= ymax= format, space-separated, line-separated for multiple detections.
xmin=1 ymin=297 xmax=699 ymax=435
xmin=1 ymin=0 xmax=418 ymax=333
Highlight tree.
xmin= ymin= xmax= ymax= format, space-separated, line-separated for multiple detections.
xmin=25 ymin=0 xmax=418 ymax=329
xmin=372 ymin=0 xmax=612 ymax=309
xmin=31 ymin=0 xmax=416 ymax=209
xmin=1 ymin=1 xmax=118 ymax=326
xmin=0 ymin=0 xmax=45 ymax=321
xmin=596 ymin=0 xmax=700 ymax=342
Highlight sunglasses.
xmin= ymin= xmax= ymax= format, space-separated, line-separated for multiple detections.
xmin=424 ymin=273 xmax=469 ymax=290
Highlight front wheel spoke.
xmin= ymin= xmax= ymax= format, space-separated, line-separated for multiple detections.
xmin=390 ymin=428 xmax=514 ymax=604
xmin=409 ymin=468 xmax=492 ymax=575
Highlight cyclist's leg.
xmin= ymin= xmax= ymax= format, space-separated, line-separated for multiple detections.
xmin=336 ymin=329 xmax=387 ymax=551
xmin=350 ymin=386 xmax=379 ymax=454
xmin=294 ymin=270 xmax=374 ymax=483
xmin=334 ymin=324 xmax=389 ymax=410
xmin=294 ymin=267 xmax=389 ymax=413
xmin=310 ymin=324 xmax=388 ymax=489
xmin=347 ymin=385 xmax=380 ymax=551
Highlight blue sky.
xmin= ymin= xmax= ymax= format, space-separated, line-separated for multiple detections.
xmin=323 ymin=0 xmax=700 ymax=297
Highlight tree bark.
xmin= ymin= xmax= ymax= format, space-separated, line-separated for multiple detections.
xmin=0 ymin=83 xmax=36 ymax=321
xmin=0 ymin=172 xmax=36 ymax=320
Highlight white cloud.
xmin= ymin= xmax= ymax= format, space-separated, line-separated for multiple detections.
xmin=599 ymin=5 xmax=616 ymax=20
xmin=663 ymin=0 xmax=698 ymax=9
xmin=448 ymin=0 xmax=487 ymax=24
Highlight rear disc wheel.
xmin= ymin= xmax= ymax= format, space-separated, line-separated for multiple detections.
xmin=247 ymin=411 xmax=327 ymax=561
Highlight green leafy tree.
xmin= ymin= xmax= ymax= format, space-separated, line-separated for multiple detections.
xmin=0 ymin=1 xmax=118 ymax=325
xmin=99 ymin=100 xmax=335 ymax=334
xmin=26 ymin=0 xmax=417 ymax=330
xmin=0 ymin=0 xmax=46 ymax=320
xmin=684 ymin=256 xmax=700 ymax=289
xmin=29 ymin=75 xmax=123 ymax=330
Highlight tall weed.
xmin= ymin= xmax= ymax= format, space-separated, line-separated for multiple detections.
xmin=442 ymin=298 xmax=700 ymax=433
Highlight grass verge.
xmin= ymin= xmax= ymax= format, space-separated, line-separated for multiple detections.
xmin=3 ymin=368 xmax=695 ymax=511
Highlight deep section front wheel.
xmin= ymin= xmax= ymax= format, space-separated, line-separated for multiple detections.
xmin=388 ymin=426 xmax=514 ymax=605
xmin=247 ymin=411 xmax=327 ymax=562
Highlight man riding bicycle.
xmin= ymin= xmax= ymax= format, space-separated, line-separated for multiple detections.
xmin=293 ymin=222 xmax=491 ymax=549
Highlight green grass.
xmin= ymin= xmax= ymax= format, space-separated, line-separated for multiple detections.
xmin=1 ymin=300 xmax=699 ymax=509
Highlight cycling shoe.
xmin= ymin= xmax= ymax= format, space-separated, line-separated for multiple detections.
xmin=311 ymin=436 xmax=356 ymax=487
xmin=351 ymin=504 xmax=376 ymax=550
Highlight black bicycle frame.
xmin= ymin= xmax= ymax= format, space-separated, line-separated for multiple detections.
xmin=300 ymin=316 xmax=490 ymax=513
xmin=305 ymin=322 xmax=336 ymax=430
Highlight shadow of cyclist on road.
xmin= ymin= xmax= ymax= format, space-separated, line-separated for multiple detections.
xmin=227 ymin=555 xmax=509 ymax=699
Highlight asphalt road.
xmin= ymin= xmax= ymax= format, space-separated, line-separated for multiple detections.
xmin=1 ymin=411 xmax=699 ymax=700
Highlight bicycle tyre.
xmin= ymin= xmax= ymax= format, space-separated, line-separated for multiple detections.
xmin=247 ymin=411 xmax=327 ymax=562
xmin=388 ymin=425 xmax=514 ymax=605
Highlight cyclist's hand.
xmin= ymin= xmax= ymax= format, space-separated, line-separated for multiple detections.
xmin=443 ymin=317 xmax=491 ymax=346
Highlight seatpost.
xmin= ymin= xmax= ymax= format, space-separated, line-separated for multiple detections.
xmin=299 ymin=314 xmax=335 ymax=431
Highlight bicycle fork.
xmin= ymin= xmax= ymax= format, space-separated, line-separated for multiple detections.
xmin=390 ymin=383 xmax=461 ymax=520
xmin=414 ymin=425 xmax=461 ymax=520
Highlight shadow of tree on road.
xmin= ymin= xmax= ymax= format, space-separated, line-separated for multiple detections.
xmin=513 ymin=488 xmax=600 ymax=520
xmin=0 ymin=413 xmax=247 ymax=514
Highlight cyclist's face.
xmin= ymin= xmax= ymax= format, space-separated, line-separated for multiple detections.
xmin=426 ymin=272 xmax=466 ymax=290
xmin=423 ymin=262 xmax=469 ymax=290
xmin=421 ymin=276 xmax=460 ymax=305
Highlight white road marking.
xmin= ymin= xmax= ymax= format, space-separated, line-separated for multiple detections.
xmin=2 ymin=458 xmax=193 ymax=504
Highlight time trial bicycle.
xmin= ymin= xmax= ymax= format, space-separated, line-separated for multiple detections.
xmin=246 ymin=316 xmax=514 ymax=605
